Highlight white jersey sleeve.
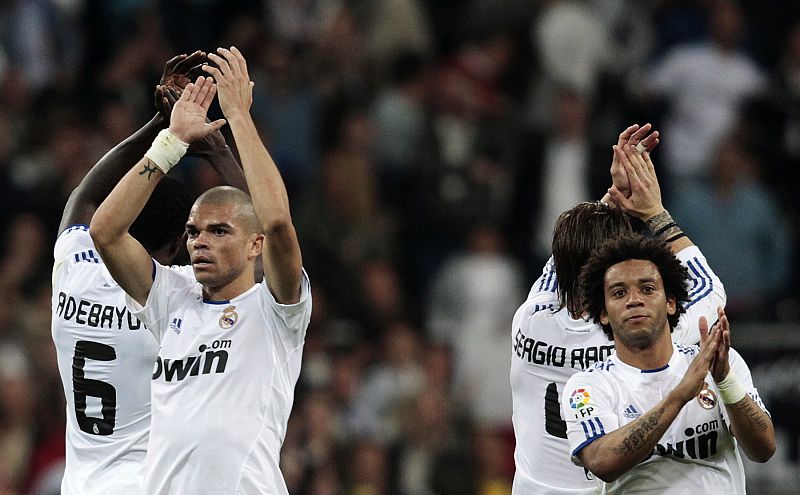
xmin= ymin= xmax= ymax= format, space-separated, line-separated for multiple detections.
xmin=562 ymin=367 xmax=621 ymax=466
xmin=125 ymin=262 xmax=198 ymax=343
xmin=672 ymin=246 xmax=726 ymax=345
xmin=526 ymin=256 xmax=559 ymax=307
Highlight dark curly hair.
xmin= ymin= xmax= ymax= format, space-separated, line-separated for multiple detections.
xmin=130 ymin=175 xmax=195 ymax=254
xmin=579 ymin=234 xmax=689 ymax=340
xmin=552 ymin=202 xmax=633 ymax=316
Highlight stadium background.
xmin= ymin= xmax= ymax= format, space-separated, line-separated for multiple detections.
xmin=0 ymin=0 xmax=798 ymax=493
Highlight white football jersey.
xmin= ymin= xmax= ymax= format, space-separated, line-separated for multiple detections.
xmin=562 ymin=343 xmax=767 ymax=494
xmin=52 ymin=226 xmax=160 ymax=494
xmin=510 ymin=246 xmax=724 ymax=494
xmin=127 ymin=262 xmax=311 ymax=495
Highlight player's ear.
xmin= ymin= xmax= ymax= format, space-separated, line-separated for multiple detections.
xmin=248 ymin=233 xmax=264 ymax=259
xmin=666 ymin=295 xmax=676 ymax=316
xmin=600 ymin=309 xmax=609 ymax=326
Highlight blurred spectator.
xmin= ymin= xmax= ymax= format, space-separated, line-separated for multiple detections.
xmin=528 ymin=0 xmax=611 ymax=126
xmin=669 ymin=137 xmax=793 ymax=319
xmin=351 ymin=322 xmax=425 ymax=442
xmin=427 ymin=225 xmax=524 ymax=430
xmin=643 ymin=0 xmax=767 ymax=184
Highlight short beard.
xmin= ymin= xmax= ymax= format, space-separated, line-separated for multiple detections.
xmin=614 ymin=322 xmax=662 ymax=350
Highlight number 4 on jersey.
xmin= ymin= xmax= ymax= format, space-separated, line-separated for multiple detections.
xmin=73 ymin=340 xmax=117 ymax=435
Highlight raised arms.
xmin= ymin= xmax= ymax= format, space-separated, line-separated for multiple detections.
xmin=90 ymin=77 xmax=225 ymax=305
xmin=202 ymin=47 xmax=303 ymax=304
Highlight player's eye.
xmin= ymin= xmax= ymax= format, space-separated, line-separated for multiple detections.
xmin=642 ymin=285 xmax=655 ymax=294
xmin=214 ymin=228 xmax=226 ymax=236
xmin=186 ymin=229 xmax=198 ymax=238
xmin=612 ymin=289 xmax=625 ymax=298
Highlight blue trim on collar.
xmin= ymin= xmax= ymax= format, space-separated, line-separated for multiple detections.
xmin=203 ymin=299 xmax=231 ymax=305
xmin=641 ymin=363 xmax=669 ymax=373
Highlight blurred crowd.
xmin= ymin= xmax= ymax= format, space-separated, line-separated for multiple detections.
xmin=0 ymin=0 xmax=799 ymax=494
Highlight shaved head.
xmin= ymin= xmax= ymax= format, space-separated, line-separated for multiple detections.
xmin=193 ymin=186 xmax=262 ymax=234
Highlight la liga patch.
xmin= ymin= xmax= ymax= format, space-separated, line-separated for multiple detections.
xmin=569 ymin=387 xmax=591 ymax=410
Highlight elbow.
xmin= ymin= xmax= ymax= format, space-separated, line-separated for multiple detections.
xmin=262 ymin=213 xmax=293 ymax=236
xmin=586 ymin=464 xmax=621 ymax=484
xmin=745 ymin=438 xmax=776 ymax=464
xmin=580 ymin=454 xmax=622 ymax=483
xmin=89 ymin=213 xmax=117 ymax=250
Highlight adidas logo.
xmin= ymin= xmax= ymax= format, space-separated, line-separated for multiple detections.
xmin=623 ymin=404 xmax=641 ymax=419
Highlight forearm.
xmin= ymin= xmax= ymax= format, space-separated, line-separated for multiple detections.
xmin=90 ymin=157 xmax=164 ymax=247
xmin=579 ymin=393 xmax=684 ymax=482
xmin=194 ymin=145 xmax=248 ymax=192
xmin=725 ymin=396 xmax=776 ymax=462
xmin=60 ymin=114 xmax=166 ymax=230
xmin=226 ymin=113 xmax=291 ymax=229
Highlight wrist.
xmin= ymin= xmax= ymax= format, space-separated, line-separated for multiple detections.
xmin=144 ymin=129 xmax=189 ymax=174
xmin=717 ymin=369 xmax=747 ymax=404
xmin=644 ymin=209 xmax=686 ymax=243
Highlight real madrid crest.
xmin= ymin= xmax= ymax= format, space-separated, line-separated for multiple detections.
xmin=697 ymin=381 xmax=717 ymax=410
xmin=219 ymin=305 xmax=238 ymax=329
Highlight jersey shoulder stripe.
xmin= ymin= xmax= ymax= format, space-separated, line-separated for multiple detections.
xmin=685 ymin=257 xmax=713 ymax=308
xmin=60 ymin=224 xmax=90 ymax=237
xmin=73 ymin=249 xmax=102 ymax=264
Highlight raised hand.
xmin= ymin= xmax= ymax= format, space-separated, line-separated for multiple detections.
xmin=158 ymin=86 xmax=228 ymax=155
xmin=168 ymin=76 xmax=226 ymax=143
xmin=610 ymin=124 xmax=660 ymax=197
xmin=154 ymin=51 xmax=207 ymax=118
xmin=672 ymin=319 xmax=720 ymax=404
xmin=202 ymin=46 xmax=254 ymax=120
xmin=607 ymin=144 xmax=663 ymax=220
xmin=700 ymin=308 xmax=731 ymax=383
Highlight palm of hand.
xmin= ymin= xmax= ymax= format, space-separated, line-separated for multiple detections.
xmin=172 ymin=100 xmax=210 ymax=142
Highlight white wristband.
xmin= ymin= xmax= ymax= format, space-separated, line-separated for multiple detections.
xmin=144 ymin=129 xmax=189 ymax=174
xmin=717 ymin=369 xmax=747 ymax=404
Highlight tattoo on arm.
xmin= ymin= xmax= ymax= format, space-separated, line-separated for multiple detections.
xmin=612 ymin=406 xmax=667 ymax=457
xmin=728 ymin=398 xmax=770 ymax=432
xmin=645 ymin=210 xmax=684 ymax=241
xmin=139 ymin=163 xmax=160 ymax=180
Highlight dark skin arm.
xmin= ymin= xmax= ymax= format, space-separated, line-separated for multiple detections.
xmin=59 ymin=52 xmax=207 ymax=233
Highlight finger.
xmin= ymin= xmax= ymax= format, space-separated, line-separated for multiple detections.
xmin=618 ymin=145 xmax=644 ymax=187
xmin=618 ymin=124 xmax=639 ymax=145
xmin=217 ymin=47 xmax=240 ymax=77
xmin=698 ymin=316 xmax=709 ymax=345
xmin=624 ymin=145 xmax=649 ymax=185
xmin=640 ymin=130 xmax=659 ymax=149
xmin=186 ymin=63 xmax=206 ymax=81
xmin=201 ymin=62 xmax=221 ymax=81
xmin=199 ymin=81 xmax=217 ymax=109
xmin=181 ymin=82 xmax=197 ymax=103
xmin=607 ymin=186 xmax=633 ymax=210
xmin=176 ymin=50 xmax=205 ymax=74
xmin=208 ymin=51 xmax=232 ymax=77
xmin=629 ymin=123 xmax=652 ymax=145
xmin=166 ymin=88 xmax=180 ymax=104
xmin=164 ymin=54 xmax=187 ymax=73
xmin=207 ymin=118 xmax=227 ymax=133
xmin=229 ymin=46 xmax=249 ymax=80
xmin=192 ymin=77 xmax=213 ymax=106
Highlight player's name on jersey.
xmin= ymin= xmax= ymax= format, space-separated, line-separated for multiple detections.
xmin=152 ymin=340 xmax=231 ymax=382
xmin=55 ymin=291 xmax=146 ymax=331
xmin=513 ymin=328 xmax=614 ymax=370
